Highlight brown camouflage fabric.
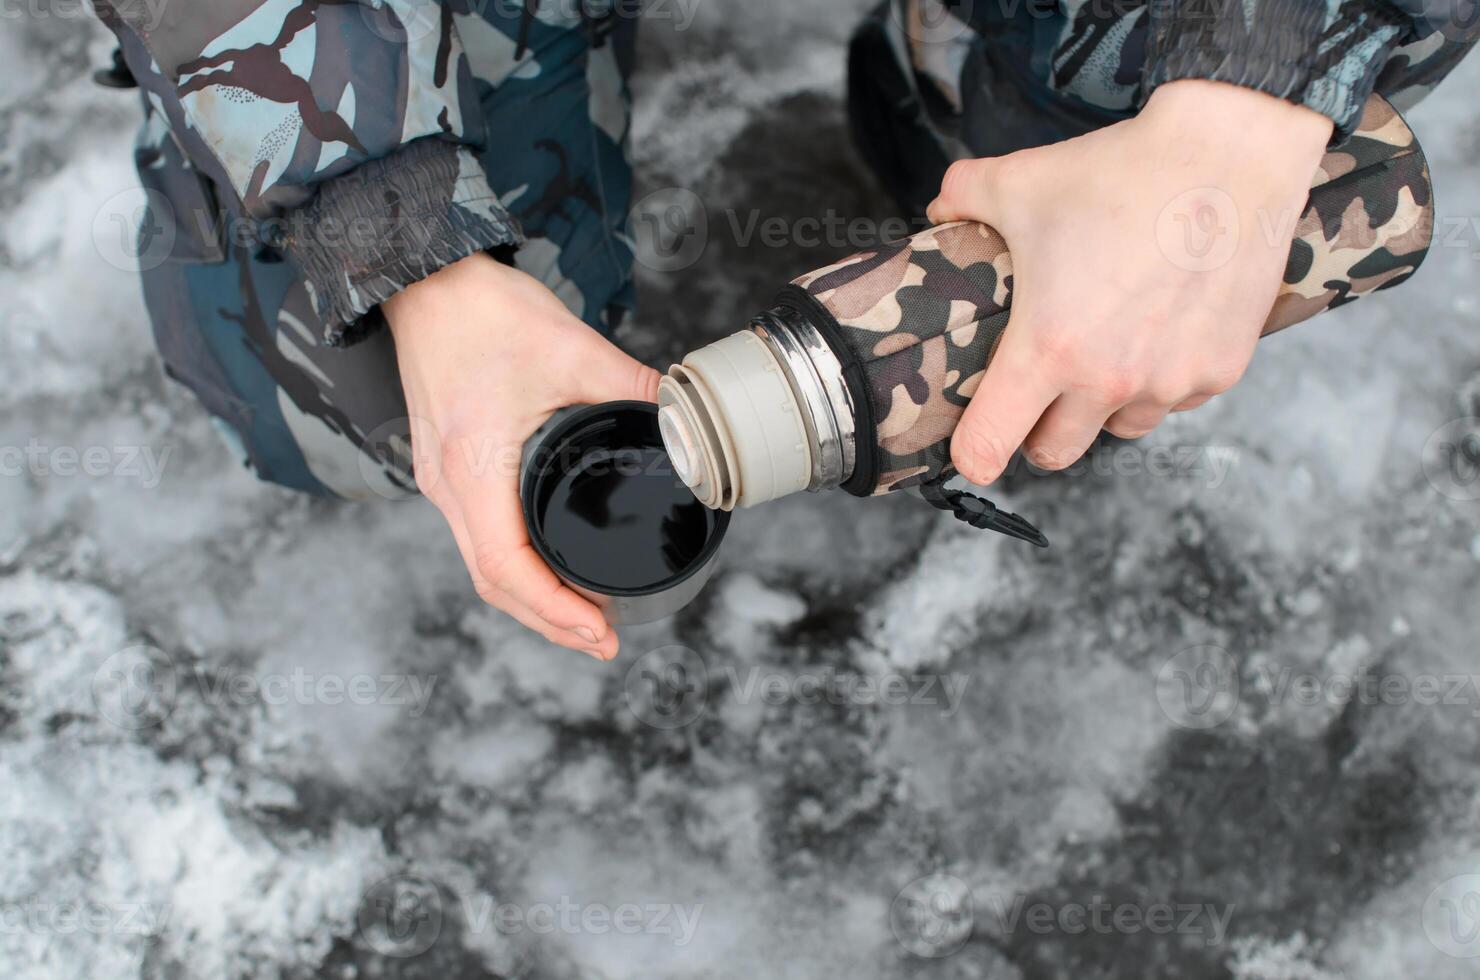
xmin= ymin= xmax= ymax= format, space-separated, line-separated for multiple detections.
xmin=789 ymin=94 xmax=1435 ymax=496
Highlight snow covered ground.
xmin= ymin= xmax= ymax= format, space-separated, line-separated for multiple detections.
xmin=5 ymin=4 xmax=1480 ymax=978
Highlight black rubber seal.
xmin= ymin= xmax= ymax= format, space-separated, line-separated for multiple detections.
xmin=773 ymin=284 xmax=878 ymax=497
xmin=520 ymin=401 xmax=730 ymax=597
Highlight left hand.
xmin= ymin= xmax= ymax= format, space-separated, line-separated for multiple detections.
xmin=383 ymin=252 xmax=659 ymax=661
xmin=927 ymin=79 xmax=1333 ymax=485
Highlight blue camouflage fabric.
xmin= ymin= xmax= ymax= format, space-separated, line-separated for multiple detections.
xmin=92 ymin=0 xmax=1473 ymax=499
xmin=97 ymin=0 xmax=637 ymax=497
xmin=849 ymin=0 xmax=1477 ymax=213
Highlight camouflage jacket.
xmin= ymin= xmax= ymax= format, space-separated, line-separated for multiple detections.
xmin=95 ymin=0 xmax=533 ymax=345
xmin=906 ymin=0 xmax=1477 ymax=158
xmin=93 ymin=0 xmax=1476 ymax=345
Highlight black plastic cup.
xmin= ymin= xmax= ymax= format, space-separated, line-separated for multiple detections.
xmin=521 ymin=402 xmax=730 ymax=625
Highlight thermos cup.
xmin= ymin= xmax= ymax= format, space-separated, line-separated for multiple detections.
xmin=521 ymin=402 xmax=730 ymax=626
xmin=657 ymin=95 xmax=1435 ymax=544
xmin=519 ymin=95 xmax=1433 ymax=625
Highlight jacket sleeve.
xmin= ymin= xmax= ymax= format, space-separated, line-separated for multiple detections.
xmin=1141 ymin=0 xmax=1479 ymax=137
xmin=94 ymin=0 xmax=522 ymax=344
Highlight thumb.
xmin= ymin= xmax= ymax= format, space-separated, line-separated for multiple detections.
xmin=567 ymin=333 xmax=661 ymax=406
xmin=949 ymin=306 xmax=1060 ymax=486
xmin=926 ymin=157 xmax=1008 ymax=227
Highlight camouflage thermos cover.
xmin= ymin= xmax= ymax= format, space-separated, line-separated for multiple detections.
xmin=776 ymin=95 xmax=1435 ymax=498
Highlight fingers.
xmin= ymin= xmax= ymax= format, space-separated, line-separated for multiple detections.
xmin=446 ymin=509 xmax=617 ymax=660
xmin=463 ymin=488 xmax=616 ymax=656
xmin=565 ymin=334 xmax=661 ymax=407
xmin=496 ymin=589 xmax=619 ymax=661
xmin=1104 ymin=399 xmax=1172 ymax=440
xmin=950 ymin=327 xmax=1060 ymax=485
xmin=927 ymin=157 xmax=1007 ymax=227
xmin=1171 ymin=393 xmax=1213 ymax=413
xmin=441 ymin=475 xmax=618 ymax=661
xmin=1022 ymin=392 xmax=1118 ymax=470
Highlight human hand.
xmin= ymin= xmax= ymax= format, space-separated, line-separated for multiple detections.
xmin=926 ymin=79 xmax=1333 ymax=484
xmin=383 ymin=252 xmax=659 ymax=660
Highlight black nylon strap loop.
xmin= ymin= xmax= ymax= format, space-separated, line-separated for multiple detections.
xmin=918 ymin=473 xmax=1049 ymax=548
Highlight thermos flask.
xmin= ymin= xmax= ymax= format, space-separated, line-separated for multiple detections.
xmin=656 ymin=95 xmax=1435 ymax=546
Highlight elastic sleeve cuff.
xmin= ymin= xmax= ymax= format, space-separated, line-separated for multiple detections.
xmin=1141 ymin=0 xmax=1407 ymax=137
xmin=282 ymin=139 xmax=523 ymax=346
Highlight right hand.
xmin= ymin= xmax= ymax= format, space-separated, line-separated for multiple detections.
xmin=382 ymin=252 xmax=659 ymax=660
xmin=926 ymin=79 xmax=1330 ymax=486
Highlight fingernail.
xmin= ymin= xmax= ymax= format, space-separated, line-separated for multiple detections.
xmin=583 ymin=648 xmax=608 ymax=661
xmin=575 ymin=626 xmax=599 ymax=644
